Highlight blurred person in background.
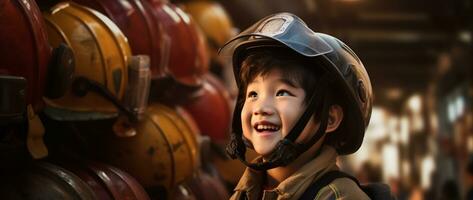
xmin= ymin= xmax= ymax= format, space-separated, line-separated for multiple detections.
xmin=356 ymin=162 xmax=382 ymax=183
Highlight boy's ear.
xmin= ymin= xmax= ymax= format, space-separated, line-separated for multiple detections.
xmin=326 ymin=105 xmax=343 ymax=133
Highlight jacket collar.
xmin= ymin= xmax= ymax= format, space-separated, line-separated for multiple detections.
xmin=234 ymin=145 xmax=339 ymax=200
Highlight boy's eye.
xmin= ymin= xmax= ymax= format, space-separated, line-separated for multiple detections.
xmin=276 ymin=90 xmax=292 ymax=97
xmin=247 ymin=91 xmax=257 ymax=98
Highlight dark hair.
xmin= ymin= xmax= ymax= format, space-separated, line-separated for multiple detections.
xmin=239 ymin=48 xmax=321 ymax=105
xmin=237 ymin=47 xmax=348 ymax=150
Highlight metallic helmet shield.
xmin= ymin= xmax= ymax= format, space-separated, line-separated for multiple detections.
xmin=219 ymin=12 xmax=334 ymax=73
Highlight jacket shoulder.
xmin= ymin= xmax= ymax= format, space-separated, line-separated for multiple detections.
xmin=307 ymin=178 xmax=371 ymax=200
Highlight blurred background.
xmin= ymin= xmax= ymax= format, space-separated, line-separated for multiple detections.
xmin=214 ymin=0 xmax=472 ymax=199
xmin=0 ymin=0 xmax=472 ymax=199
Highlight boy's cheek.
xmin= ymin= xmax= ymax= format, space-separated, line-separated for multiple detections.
xmin=241 ymin=104 xmax=252 ymax=124
xmin=241 ymin=118 xmax=252 ymax=137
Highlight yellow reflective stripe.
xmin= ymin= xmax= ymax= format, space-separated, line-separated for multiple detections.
xmin=328 ymin=184 xmax=341 ymax=199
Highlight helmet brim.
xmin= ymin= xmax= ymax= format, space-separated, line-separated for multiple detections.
xmin=219 ymin=12 xmax=333 ymax=61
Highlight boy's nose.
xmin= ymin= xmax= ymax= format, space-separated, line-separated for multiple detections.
xmin=253 ymin=103 xmax=274 ymax=116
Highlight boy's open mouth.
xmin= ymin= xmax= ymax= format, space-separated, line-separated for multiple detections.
xmin=254 ymin=121 xmax=281 ymax=132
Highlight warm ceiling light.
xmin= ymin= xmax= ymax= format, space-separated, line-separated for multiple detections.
xmin=386 ymin=88 xmax=403 ymax=100
xmin=458 ymin=30 xmax=472 ymax=43
xmin=407 ymin=94 xmax=422 ymax=113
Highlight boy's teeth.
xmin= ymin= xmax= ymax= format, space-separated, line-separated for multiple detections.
xmin=256 ymin=124 xmax=280 ymax=131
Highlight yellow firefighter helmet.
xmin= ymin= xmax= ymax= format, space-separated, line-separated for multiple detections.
xmin=42 ymin=2 xmax=132 ymax=120
xmin=90 ymin=103 xmax=200 ymax=197
xmin=183 ymin=1 xmax=237 ymax=53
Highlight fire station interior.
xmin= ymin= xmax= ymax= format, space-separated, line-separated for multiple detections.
xmin=0 ymin=0 xmax=472 ymax=199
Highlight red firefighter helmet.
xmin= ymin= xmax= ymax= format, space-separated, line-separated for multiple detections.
xmin=0 ymin=0 xmax=49 ymax=113
xmin=59 ymin=161 xmax=150 ymax=200
xmin=0 ymin=0 xmax=74 ymax=160
xmin=0 ymin=162 xmax=96 ymax=199
xmin=182 ymin=73 xmax=233 ymax=145
xmin=147 ymin=1 xmax=209 ymax=87
xmin=186 ymin=171 xmax=230 ymax=200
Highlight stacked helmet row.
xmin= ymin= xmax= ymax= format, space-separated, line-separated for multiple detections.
xmin=0 ymin=0 xmax=240 ymax=199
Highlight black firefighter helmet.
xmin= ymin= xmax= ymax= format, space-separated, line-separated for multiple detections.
xmin=219 ymin=12 xmax=373 ymax=170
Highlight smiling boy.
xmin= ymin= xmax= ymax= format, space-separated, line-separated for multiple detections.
xmin=220 ymin=13 xmax=380 ymax=200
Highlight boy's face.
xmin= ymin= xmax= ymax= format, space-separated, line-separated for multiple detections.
xmin=241 ymin=69 xmax=319 ymax=156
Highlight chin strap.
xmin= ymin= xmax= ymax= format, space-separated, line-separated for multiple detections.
xmin=226 ymin=74 xmax=333 ymax=171
xmin=71 ymin=77 xmax=138 ymax=123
